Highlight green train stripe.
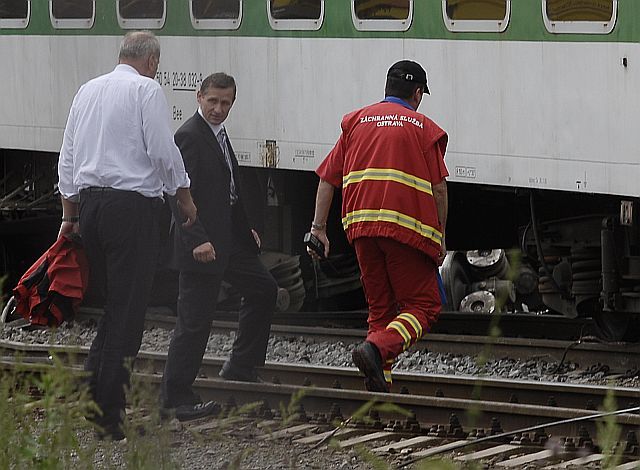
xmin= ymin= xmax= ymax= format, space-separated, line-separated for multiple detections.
xmin=1 ymin=1 xmax=638 ymax=43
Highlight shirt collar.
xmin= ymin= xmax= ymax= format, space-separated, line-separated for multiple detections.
xmin=382 ymin=96 xmax=414 ymax=111
xmin=114 ymin=63 xmax=140 ymax=75
xmin=198 ymin=107 xmax=224 ymax=136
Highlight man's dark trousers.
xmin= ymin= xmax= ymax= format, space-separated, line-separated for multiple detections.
xmin=162 ymin=241 xmax=277 ymax=407
xmin=79 ymin=189 xmax=162 ymax=432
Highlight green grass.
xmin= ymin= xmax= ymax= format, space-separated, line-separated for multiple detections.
xmin=597 ymin=387 xmax=624 ymax=469
xmin=0 ymin=351 xmax=180 ymax=469
xmin=0 ymin=354 xmax=97 ymax=469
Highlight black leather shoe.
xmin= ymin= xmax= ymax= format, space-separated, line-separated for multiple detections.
xmin=174 ymin=401 xmax=221 ymax=422
xmin=96 ymin=427 xmax=126 ymax=442
xmin=351 ymin=342 xmax=389 ymax=393
xmin=219 ymin=361 xmax=264 ymax=383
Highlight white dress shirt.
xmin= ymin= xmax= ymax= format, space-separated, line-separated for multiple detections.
xmin=58 ymin=64 xmax=190 ymax=200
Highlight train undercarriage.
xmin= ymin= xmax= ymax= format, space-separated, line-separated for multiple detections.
xmin=1 ymin=149 xmax=639 ymax=342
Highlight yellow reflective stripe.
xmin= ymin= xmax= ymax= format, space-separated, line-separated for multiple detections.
xmin=343 ymin=168 xmax=433 ymax=195
xmin=387 ymin=321 xmax=411 ymax=347
xmin=398 ymin=312 xmax=423 ymax=339
xmin=383 ymin=369 xmax=392 ymax=383
xmin=342 ymin=209 xmax=443 ymax=245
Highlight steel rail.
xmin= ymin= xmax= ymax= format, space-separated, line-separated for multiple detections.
xmin=1 ymin=339 xmax=637 ymax=413
xmin=76 ymin=306 xmax=598 ymax=339
xmin=2 ymin=357 xmax=640 ymax=443
xmin=70 ymin=308 xmax=640 ymax=372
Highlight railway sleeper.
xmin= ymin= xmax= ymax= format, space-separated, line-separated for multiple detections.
xmin=180 ymin=409 xmax=640 ymax=469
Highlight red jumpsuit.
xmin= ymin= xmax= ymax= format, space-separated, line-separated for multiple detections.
xmin=317 ymin=99 xmax=448 ymax=386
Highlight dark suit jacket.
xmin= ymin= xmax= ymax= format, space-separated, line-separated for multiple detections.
xmin=169 ymin=112 xmax=257 ymax=274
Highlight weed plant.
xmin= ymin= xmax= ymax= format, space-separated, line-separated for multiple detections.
xmin=119 ymin=360 xmax=178 ymax=469
xmin=0 ymin=353 xmax=97 ymax=469
xmin=0 ymin=335 xmax=180 ymax=468
xmin=597 ymin=387 xmax=624 ymax=469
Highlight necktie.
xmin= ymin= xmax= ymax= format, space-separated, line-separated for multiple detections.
xmin=217 ymin=128 xmax=238 ymax=205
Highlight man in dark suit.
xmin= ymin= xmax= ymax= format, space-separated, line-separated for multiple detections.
xmin=161 ymin=73 xmax=277 ymax=421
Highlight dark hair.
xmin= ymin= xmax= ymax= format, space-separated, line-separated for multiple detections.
xmin=384 ymin=76 xmax=422 ymax=100
xmin=200 ymin=72 xmax=236 ymax=99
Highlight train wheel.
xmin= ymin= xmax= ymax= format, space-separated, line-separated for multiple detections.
xmin=592 ymin=311 xmax=640 ymax=342
xmin=440 ymin=252 xmax=470 ymax=311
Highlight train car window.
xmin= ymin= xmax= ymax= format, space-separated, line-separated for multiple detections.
xmin=117 ymin=0 xmax=166 ymax=29
xmin=0 ymin=0 xmax=29 ymax=28
xmin=543 ymin=0 xmax=617 ymax=34
xmin=352 ymin=0 xmax=413 ymax=31
xmin=443 ymin=0 xmax=510 ymax=32
xmin=50 ymin=0 xmax=95 ymax=29
xmin=268 ymin=0 xmax=324 ymax=31
xmin=270 ymin=0 xmax=320 ymax=19
xmin=190 ymin=0 xmax=242 ymax=30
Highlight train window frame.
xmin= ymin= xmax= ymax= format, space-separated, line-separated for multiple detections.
xmin=442 ymin=0 xmax=510 ymax=33
xmin=542 ymin=0 xmax=617 ymax=34
xmin=351 ymin=0 xmax=413 ymax=32
xmin=0 ymin=0 xmax=30 ymax=29
xmin=267 ymin=0 xmax=324 ymax=31
xmin=190 ymin=0 xmax=242 ymax=30
xmin=116 ymin=0 xmax=166 ymax=30
xmin=49 ymin=0 xmax=95 ymax=29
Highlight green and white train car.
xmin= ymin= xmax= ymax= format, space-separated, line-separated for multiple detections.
xmin=1 ymin=0 xmax=639 ymax=340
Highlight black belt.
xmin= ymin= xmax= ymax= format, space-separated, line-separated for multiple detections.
xmin=82 ymin=187 xmax=118 ymax=192
xmin=80 ymin=187 xmax=163 ymax=206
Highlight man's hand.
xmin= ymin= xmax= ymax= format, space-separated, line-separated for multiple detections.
xmin=307 ymin=228 xmax=330 ymax=260
xmin=58 ymin=221 xmax=79 ymax=239
xmin=307 ymin=180 xmax=335 ymax=260
xmin=59 ymin=197 xmax=79 ymax=238
xmin=177 ymin=198 xmax=197 ymax=227
xmin=193 ymin=242 xmax=216 ymax=263
xmin=175 ymin=187 xmax=197 ymax=227
xmin=437 ymin=240 xmax=447 ymax=266
xmin=251 ymin=229 xmax=261 ymax=250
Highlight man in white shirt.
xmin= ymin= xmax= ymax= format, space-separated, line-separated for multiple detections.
xmin=57 ymin=31 xmax=201 ymax=441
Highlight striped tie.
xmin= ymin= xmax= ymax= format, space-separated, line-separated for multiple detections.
xmin=217 ymin=127 xmax=238 ymax=205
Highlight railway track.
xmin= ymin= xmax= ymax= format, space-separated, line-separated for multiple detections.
xmin=65 ymin=308 xmax=640 ymax=374
xmin=2 ymin=339 xmax=639 ymax=412
xmin=1 ymin=348 xmax=639 ymax=469
xmin=3 ymin=307 xmax=640 ymax=467
xmin=76 ymin=306 xmax=598 ymax=339
xmin=210 ymin=308 xmax=599 ymax=341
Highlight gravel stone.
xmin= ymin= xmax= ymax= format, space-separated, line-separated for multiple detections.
xmin=2 ymin=319 xmax=638 ymax=389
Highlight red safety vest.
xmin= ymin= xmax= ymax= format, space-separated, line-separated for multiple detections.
xmin=317 ymin=100 xmax=448 ymax=263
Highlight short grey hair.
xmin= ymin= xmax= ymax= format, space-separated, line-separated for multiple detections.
xmin=118 ymin=31 xmax=160 ymax=61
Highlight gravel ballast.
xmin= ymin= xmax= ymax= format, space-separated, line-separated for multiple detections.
xmin=2 ymin=320 xmax=638 ymax=469
xmin=2 ymin=320 xmax=638 ymax=388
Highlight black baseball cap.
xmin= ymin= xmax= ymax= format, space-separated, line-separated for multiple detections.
xmin=387 ymin=60 xmax=430 ymax=94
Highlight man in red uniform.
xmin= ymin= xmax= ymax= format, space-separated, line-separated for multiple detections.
xmin=308 ymin=60 xmax=448 ymax=392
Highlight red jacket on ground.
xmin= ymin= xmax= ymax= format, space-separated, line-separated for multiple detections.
xmin=12 ymin=233 xmax=89 ymax=327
